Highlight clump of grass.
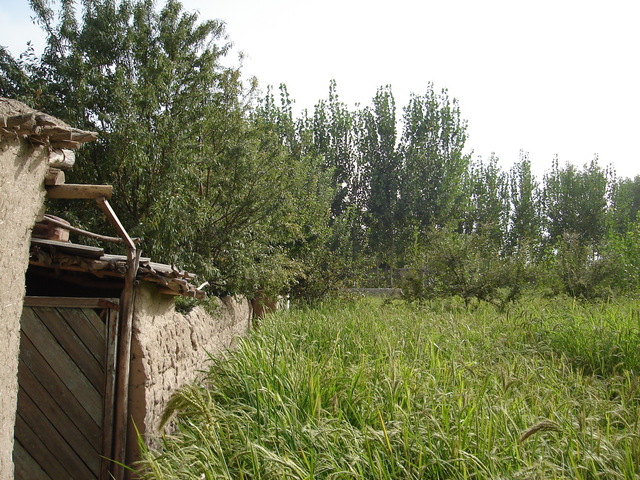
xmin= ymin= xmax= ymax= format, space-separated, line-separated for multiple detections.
xmin=136 ymin=297 xmax=640 ymax=479
xmin=516 ymin=296 xmax=640 ymax=376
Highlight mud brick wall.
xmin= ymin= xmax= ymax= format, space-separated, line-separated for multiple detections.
xmin=0 ymin=136 xmax=48 ymax=479
xmin=127 ymin=283 xmax=252 ymax=463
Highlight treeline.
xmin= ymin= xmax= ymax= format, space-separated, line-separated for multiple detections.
xmin=2 ymin=0 xmax=639 ymax=302
xmin=262 ymin=83 xmax=640 ymax=303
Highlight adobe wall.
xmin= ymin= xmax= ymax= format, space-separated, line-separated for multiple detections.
xmin=127 ymin=283 xmax=252 ymax=462
xmin=0 ymin=137 xmax=48 ymax=479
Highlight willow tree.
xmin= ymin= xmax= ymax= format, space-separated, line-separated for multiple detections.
xmin=2 ymin=0 xmax=311 ymax=295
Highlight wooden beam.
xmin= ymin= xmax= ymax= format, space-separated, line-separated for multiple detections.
xmin=42 ymin=214 xmax=124 ymax=244
xmin=95 ymin=197 xmax=136 ymax=250
xmin=48 ymin=149 xmax=75 ymax=169
xmin=46 ymin=184 xmax=113 ymax=199
xmin=44 ymin=168 xmax=65 ymax=186
xmin=31 ymin=238 xmax=105 ymax=258
xmin=111 ymin=248 xmax=140 ymax=480
xmin=23 ymin=297 xmax=119 ymax=310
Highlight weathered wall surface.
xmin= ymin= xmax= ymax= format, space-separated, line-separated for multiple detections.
xmin=127 ymin=283 xmax=252 ymax=461
xmin=0 ymin=137 xmax=48 ymax=480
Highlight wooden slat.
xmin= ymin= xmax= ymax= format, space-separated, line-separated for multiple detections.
xmin=82 ymin=307 xmax=111 ymax=340
xmin=45 ymin=184 xmax=113 ymax=199
xmin=17 ymin=389 xmax=97 ymax=478
xmin=62 ymin=308 xmax=107 ymax=366
xmin=14 ymin=416 xmax=72 ymax=480
xmin=34 ymin=307 xmax=104 ymax=394
xmin=21 ymin=308 xmax=103 ymax=425
xmin=30 ymin=238 xmax=105 ymax=259
xmin=19 ymin=355 xmax=100 ymax=448
xmin=13 ymin=441 xmax=49 ymax=480
xmin=42 ymin=215 xmax=126 ymax=245
xmin=95 ymin=197 xmax=136 ymax=250
xmin=18 ymin=360 xmax=100 ymax=473
xmin=23 ymin=296 xmax=119 ymax=310
xmin=101 ymin=308 xmax=119 ymax=480
xmin=18 ymin=334 xmax=101 ymax=442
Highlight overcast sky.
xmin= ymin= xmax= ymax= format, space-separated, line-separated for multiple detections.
xmin=2 ymin=0 xmax=639 ymax=179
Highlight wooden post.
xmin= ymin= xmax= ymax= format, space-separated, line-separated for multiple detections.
xmin=111 ymin=247 xmax=140 ymax=480
xmin=94 ymin=197 xmax=139 ymax=480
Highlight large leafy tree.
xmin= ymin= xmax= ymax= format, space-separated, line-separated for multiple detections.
xmin=507 ymin=152 xmax=541 ymax=255
xmin=312 ymin=80 xmax=358 ymax=218
xmin=609 ymin=175 xmax=640 ymax=235
xmin=2 ymin=0 xmax=316 ymax=295
xmin=461 ymin=154 xmax=509 ymax=245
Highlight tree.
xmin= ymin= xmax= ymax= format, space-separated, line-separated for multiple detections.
xmin=542 ymin=157 xmax=609 ymax=250
xmin=3 ymin=0 xmax=314 ymax=295
xmin=312 ymin=80 xmax=357 ymax=218
xmin=507 ymin=152 xmax=541 ymax=255
xmin=398 ymin=85 xmax=469 ymax=237
xmin=609 ymin=175 xmax=640 ymax=235
xmin=357 ymin=86 xmax=401 ymax=267
xmin=462 ymin=154 xmax=509 ymax=246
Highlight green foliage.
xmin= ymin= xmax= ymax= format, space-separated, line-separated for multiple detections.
xmin=609 ymin=175 xmax=640 ymax=235
xmin=461 ymin=154 xmax=509 ymax=245
xmin=399 ymin=86 xmax=469 ymax=233
xmin=601 ymin=223 xmax=640 ymax=294
xmin=357 ymin=86 xmax=401 ymax=264
xmin=401 ymin=227 xmax=530 ymax=307
xmin=541 ymin=233 xmax=619 ymax=300
xmin=507 ymin=152 xmax=542 ymax=256
xmin=4 ymin=0 xmax=334 ymax=297
xmin=542 ymin=157 xmax=609 ymax=248
xmin=3 ymin=2 xmax=638 ymax=300
xmin=312 ymin=80 xmax=358 ymax=218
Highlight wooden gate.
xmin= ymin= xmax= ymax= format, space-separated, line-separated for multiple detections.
xmin=14 ymin=297 xmax=119 ymax=480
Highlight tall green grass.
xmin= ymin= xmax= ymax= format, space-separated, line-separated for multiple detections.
xmin=136 ymin=297 xmax=640 ymax=479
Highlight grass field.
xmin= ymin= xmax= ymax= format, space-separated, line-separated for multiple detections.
xmin=136 ymin=296 xmax=640 ymax=479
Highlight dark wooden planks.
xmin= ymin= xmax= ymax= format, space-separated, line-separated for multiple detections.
xmin=60 ymin=307 xmax=106 ymax=366
xmin=14 ymin=415 xmax=71 ymax=480
xmin=20 ymin=307 xmax=103 ymax=424
xmin=16 ymin=387 xmax=98 ymax=478
xmin=18 ymin=334 xmax=102 ymax=446
xmin=13 ymin=441 xmax=50 ymax=480
xmin=100 ymin=308 xmax=118 ymax=480
xmin=32 ymin=307 xmax=104 ymax=394
xmin=18 ymin=357 xmax=100 ymax=464
xmin=14 ymin=300 xmax=119 ymax=480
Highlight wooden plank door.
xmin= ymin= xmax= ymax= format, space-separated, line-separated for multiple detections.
xmin=14 ymin=297 xmax=119 ymax=480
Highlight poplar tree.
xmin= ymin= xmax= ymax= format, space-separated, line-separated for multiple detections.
xmin=357 ymin=86 xmax=401 ymax=264
xmin=398 ymin=85 xmax=469 ymax=235
xmin=508 ymin=152 xmax=541 ymax=254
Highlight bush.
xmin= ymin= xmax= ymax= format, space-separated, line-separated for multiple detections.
xmin=401 ymin=227 xmax=531 ymax=307
xmin=541 ymin=233 xmax=618 ymax=300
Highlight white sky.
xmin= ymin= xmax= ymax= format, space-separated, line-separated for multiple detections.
xmin=2 ymin=0 xmax=639 ymax=179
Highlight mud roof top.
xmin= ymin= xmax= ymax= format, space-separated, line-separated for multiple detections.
xmin=0 ymin=97 xmax=98 ymax=149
